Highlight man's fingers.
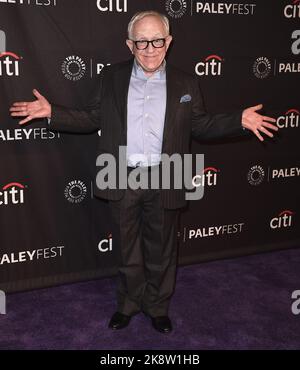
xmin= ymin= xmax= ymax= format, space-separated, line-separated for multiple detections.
xmin=263 ymin=122 xmax=278 ymax=131
xmin=259 ymin=126 xmax=273 ymax=138
xmin=254 ymin=129 xmax=264 ymax=141
xmin=251 ymin=103 xmax=263 ymax=111
xmin=262 ymin=115 xmax=276 ymax=123
xmin=10 ymin=102 xmax=28 ymax=108
xmin=19 ymin=116 xmax=33 ymax=125
xmin=11 ymin=111 xmax=28 ymax=117
xmin=10 ymin=105 xmax=28 ymax=113
xmin=33 ymin=89 xmax=43 ymax=100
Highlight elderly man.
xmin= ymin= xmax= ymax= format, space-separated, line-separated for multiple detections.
xmin=10 ymin=11 xmax=278 ymax=333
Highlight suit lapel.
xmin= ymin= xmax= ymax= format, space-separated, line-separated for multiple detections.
xmin=112 ymin=59 xmax=134 ymax=136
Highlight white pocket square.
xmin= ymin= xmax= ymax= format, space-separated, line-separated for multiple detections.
xmin=180 ymin=94 xmax=192 ymax=103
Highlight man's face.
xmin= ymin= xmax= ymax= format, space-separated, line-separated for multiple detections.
xmin=126 ymin=15 xmax=172 ymax=75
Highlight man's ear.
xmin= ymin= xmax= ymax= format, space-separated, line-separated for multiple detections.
xmin=126 ymin=39 xmax=134 ymax=54
xmin=165 ymin=35 xmax=173 ymax=52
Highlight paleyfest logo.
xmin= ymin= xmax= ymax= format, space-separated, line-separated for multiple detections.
xmin=0 ymin=0 xmax=57 ymax=6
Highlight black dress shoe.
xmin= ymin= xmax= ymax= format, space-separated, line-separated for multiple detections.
xmin=150 ymin=316 xmax=173 ymax=333
xmin=108 ymin=312 xmax=131 ymax=330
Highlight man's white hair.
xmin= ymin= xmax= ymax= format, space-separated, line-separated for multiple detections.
xmin=127 ymin=10 xmax=170 ymax=40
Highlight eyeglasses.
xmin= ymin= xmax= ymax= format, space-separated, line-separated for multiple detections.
xmin=131 ymin=38 xmax=166 ymax=50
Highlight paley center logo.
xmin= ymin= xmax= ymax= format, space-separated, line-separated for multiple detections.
xmin=0 ymin=182 xmax=26 ymax=206
xmin=165 ymin=0 xmax=187 ymax=18
xmin=64 ymin=180 xmax=87 ymax=204
xmin=195 ymin=55 xmax=223 ymax=76
xmin=270 ymin=210 xmax=294 ymax=230
xmin=284 ymin=0 xmax=300 ymax=18
xmin=96 ymin=0 xmax=127 ymax=12
xmin=253 ymin=56 xmax=300 ymax=77
xmin=253 ymin=57 xmax=272 ymax=79
xmin=277 ymin=108 xmax=299 ymax=129
xmin=61 ymin=55 xmax=86 ymax=81
xmin=0 ymin=30 xmax=21 ymax=77
xmin=62 ymin=57 xmax=111 ymax=79
xmin=247 ymin=164 xmax=300 ymax=185
xmin=247 ymin=165 xmax=265 ymax=186
xmin=98 ymin=233 xmax=113 ymax=252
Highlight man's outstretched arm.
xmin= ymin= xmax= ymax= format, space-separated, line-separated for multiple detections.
xmin=191 ymin=78 xmax=278 ymax=141
xmin=9 ymin=75 xmax=104 ymax=133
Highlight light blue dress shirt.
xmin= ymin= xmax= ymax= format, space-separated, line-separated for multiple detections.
xmin=126 ymin=59 xmax=167 ymax=167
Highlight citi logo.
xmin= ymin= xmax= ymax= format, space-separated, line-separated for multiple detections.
xmin=96 ymin=0 xmax=127 ymax=12
xmin=195 ymin=55 xmax=223 ymax=76
xmin=277 ymin=109 xmax=299 ymax=129
xmin=0 ymin=52 xmax=20 ymax=76
xmin=98 ymin=234 xmax=113 ymax=252
xmin=284 ymin=0 xmax=300 ymax=18
xmin=270 ymin=210 xmax=294 ymax=229
xmin=0 ymin=182 xmax=25 ymax=206
xmin=192 ymin=167 xmax=218 ymax=187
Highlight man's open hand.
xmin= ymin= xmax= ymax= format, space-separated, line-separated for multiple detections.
xmin=242 ymin=104 xmax=278 ymax=141
xmin=10 ymin=89 xmax=51 ymax=125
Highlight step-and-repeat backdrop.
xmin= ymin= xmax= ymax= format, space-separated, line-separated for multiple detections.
xmin=0 ymin=0 xmax=299 ymax=292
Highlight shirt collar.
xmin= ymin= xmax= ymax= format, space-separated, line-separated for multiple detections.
xmin=133 ymin=58 xmax=166 ymax=80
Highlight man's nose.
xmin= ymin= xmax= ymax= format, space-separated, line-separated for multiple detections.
xmin=146 ymin=43 xmax=155 ymax=53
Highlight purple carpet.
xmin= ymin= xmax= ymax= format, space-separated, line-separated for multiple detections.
xmin=1 ymin=248 xmax=300 ymax=350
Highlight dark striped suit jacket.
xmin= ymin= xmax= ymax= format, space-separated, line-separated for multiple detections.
xmin=50 ymin=59 xmax=247 ymax=209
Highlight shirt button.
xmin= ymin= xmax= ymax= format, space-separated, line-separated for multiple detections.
xmin=144 ymin=113 xmax=149 ymax=118
xmin=146 ymin=95 xmax=150 ymax=100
